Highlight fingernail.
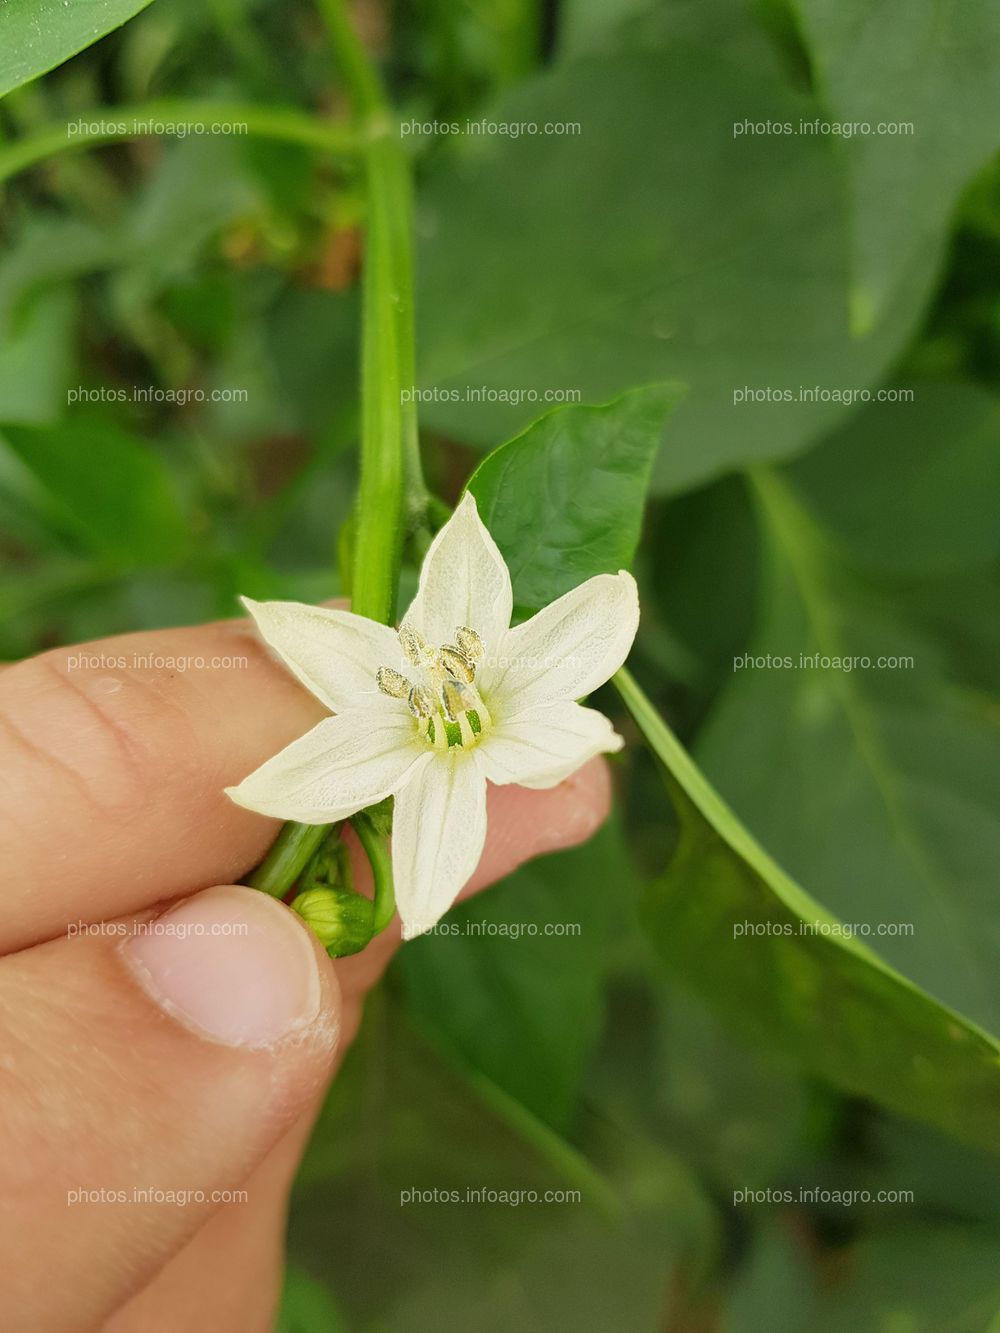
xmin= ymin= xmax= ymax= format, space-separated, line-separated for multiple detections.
xmin=123 ymin=886 xmax=322 ymax=1048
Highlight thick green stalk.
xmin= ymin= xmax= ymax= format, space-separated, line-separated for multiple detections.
xmin=351 ymin=127 xmax=406 ymax=624
xmin=321 ymin=0 xmax=426 ymax=620
xmin=254 ymin=1 xmax=420 ymax=901
xmin=386 ymin=139 xmax=426 ymax=533
xmin=0 ymin=100 xmax=358 ymax=184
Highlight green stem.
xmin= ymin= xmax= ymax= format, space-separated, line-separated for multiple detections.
xmin=316 ymin=0 xmax=384 ymax=114
xmin=351 ymin=128 xmax=406 ymax=624
xmin=320 ymin=0 xmax=427 ymax=622
xmin=0 ymin=100 xmax=359 ymax=185
xmin=614 ymin=665 xmax=843 ymax=928
xmin=247 ymin=1 xmax=421 ymax=907
xmin=388 ymin=141 xmax=427 ymax=532
xmin=353 ymin=812 xmax=396 ymax=934
xmin=614 ymin=666 xmax=704 ymax=799
xmin=246 ymin=822 xmax=328 ymax=897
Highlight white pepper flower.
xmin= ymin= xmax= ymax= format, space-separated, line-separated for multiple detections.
xmin=226 ymin=493 xmax=639 ymax=938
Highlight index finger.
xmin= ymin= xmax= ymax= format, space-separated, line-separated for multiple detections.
xmin=0 ymin=615 xmax=326 ymax=952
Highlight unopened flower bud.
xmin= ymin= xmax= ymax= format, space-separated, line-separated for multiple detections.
xmin=291 ymin=886 xmax=375 ymax=957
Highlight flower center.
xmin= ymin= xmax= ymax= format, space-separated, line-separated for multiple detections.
xmin=376 ymin=624 xmax=492 ymax=750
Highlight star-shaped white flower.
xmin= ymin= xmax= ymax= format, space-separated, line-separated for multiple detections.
xmin=226 ymin=493 xmax=639 ymax=938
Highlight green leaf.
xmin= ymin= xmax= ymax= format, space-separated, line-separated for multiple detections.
xmin=123 ymin=136 xmax=262 ymax=274
xmin=695 ymin=460 xmax=1000 ymax=1038
xmin=780 ymin=381 xmax=1000 ymax=575
xmin=591 ymin=968 xmax=807 ymax=1195
xmin=0 ymin=219 xmax=118 ymax=333
xmin=865 ymin=1116 xmax=1000 ymax=1227
xmin=1 ymin=421 xmax=189 ymax=566
xmin=792 ymin=0 xmax=1000 ymax=332
xmin=727 ymin=1220 xmax=1000 ymax=1333
xmin=0 ymin=288 xmax=75 ymax=426
xmin=638 ymin=474 xmax=760 ymax=701
xmin=416 ymin=17 xmax=931 ymax=494
xmin=467 ymin=383 xmax=683 ymax=607
xmin=0 ymin=0 xmax=155 ymax=99
xmin=616 ymin=667 xmax=1000 ymax=1153
xmin=265 ymin=288 xmax=359 ymax=444
xmin=559 ymin=0 xmax=788 ymax=75
xmin=724 ymin=1224 xmax=813 ymax=1333
xmin=395 ymin=823 xmax=629 ymax=1128
xmin=277 ymin=1268 xmax=350 ymax=1333
xmin=810 ymin=1226 xmax=1000 ymax=1332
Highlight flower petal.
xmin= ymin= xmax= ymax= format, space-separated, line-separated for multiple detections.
xmin=479 ymin=701 xmax=623 ymax=789
xmin=488 ymin=571 xmax=639 ymax=710
xmin=242 ymin=597 xmax=405 ymax=714
xmin=392 ymin=749 xmax=488 ymax=939
xmin=225 ymin=710 xmax=422 ymax=823
xmin=402 ymin=492 xmax=513 ymax=654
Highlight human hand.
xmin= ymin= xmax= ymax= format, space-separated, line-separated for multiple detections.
xmin=0 ymin=611 xmax=611 ymax=1331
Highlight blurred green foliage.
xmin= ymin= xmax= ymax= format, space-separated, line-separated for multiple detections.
xmin=2 ymin=0 xmax=1000 ymax=1329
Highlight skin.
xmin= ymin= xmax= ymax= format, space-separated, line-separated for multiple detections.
xmin=0 ymin=610 xmax=612 ymax=1331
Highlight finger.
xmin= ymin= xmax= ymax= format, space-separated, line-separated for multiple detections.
xmin=101 ymin=760 xmax=613 ymax=1331
xmin=0 ymin=885 xmax=338 ymax=1332
xmin=105 ymin=1112 xmax=317 ymax=1333
xmin=0 ymin=617 xmax=327 ymax=951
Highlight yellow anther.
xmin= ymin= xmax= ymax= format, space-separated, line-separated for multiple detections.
xmin=438 ymin=646 xmax=476 ymax=683
xmin=408 ymin=685 xmax=435 ymax=719
xmin=376 ymin=667 xmax=411 ymax=699
xmin=398 ymin=624 xmax=426 ymax=666
xmin=455 ymin=627 xmax=484 ymax=662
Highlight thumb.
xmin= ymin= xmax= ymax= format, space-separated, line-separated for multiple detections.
xmin=0 ymin=885 xmax=338 ymax=1332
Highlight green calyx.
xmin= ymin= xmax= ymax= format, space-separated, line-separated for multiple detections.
xmin=291 ymin=824 xmax=377 ymax=956
xmin=289 ymin=811 xmax=395 ymax=952
xmin=291 ymin=886 xmax=375 ymax=957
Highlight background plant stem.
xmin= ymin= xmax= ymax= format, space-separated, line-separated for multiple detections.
xmin=0 ymin=100 xmax=358 ymax=184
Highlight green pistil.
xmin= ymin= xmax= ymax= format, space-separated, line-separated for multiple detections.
xmin=424 ymin=707 xmax=486 ymax=751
